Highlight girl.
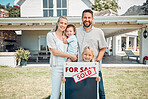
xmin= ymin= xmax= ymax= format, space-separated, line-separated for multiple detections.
xmin=63 ymin=24 xmax=78 ymax=62
xmin=81 ymin=46 xmax=100 ymax=81
xmin=47 ymin=16 xmax=77 ymax=99
xmin=62 ymin=46 xmax=100 ymax=83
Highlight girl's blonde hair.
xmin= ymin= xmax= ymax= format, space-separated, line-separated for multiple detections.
xmin=82 ymin=46 xmax=95 ymax=62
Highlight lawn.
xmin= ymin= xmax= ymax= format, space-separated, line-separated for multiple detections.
xmin=0 ymin=66 xmax=148 ymax=99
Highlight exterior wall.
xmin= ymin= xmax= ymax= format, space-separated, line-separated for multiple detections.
xmin=140 ymin=28 xmax=148 ymax=63
xmin=68 ymin=0 xmax=90 ymax=16
xmin=0 ymin=52 xmax=16 ymax=67
xmin=19 ymin=0 xmax=90 ymax=17
xmin=21 ymin=30 xmax=49 ymax=50
xmin=21 ymin=0 xmax=43 ymax=17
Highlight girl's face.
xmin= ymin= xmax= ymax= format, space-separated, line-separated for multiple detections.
xmin=57 ymin=18 xmax=68 ymax=32
xmin=66 ymin=27 xmax=75 ymax=37
xmin=82 ymin=49 xmax=93 ymax=62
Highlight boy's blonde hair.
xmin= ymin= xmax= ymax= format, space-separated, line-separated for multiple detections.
xmin=82 ymin=46 xmax=95 ymax=62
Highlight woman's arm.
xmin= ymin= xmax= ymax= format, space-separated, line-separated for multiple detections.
xmin=50 ymin=48 xmax=77 ymax=61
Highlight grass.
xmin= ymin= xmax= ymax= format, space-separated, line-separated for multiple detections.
xmin=0 ymin=66 xmax=148 ymax=99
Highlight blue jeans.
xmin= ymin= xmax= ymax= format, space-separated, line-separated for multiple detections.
xmin=50 ymin=66 xmax=63 ymax=99
xmin=99 ymin=71 xmax=105 ymax=99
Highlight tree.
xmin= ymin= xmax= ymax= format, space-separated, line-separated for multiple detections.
xmin=9 ymin=6 xmax=20 ymax=17
xmin=92 ymin=0 xmax=120 ymax=13
xmin=0 ymin=3 xmax=20 ymax=17
xmin=141 ymin=0 xmax=148 ymax=15
xmin=0 ymin=4 xmax=5 ymax=9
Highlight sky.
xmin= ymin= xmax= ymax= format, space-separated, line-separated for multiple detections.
xmin=0 ymin=0 xmax=146 ymax=15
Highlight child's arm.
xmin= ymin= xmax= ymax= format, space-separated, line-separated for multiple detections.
xmin=96 ymin=76 xmax=101 ymax=82
xmin=63 ymin=36 xmax=68 ymax=44
xmin=61 ymin=76 xmax=66 ymax=83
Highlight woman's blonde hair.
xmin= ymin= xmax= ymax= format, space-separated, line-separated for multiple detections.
xmin=82 ymin=46 xmax=95 ymax=62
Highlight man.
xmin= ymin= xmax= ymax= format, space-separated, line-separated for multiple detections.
xmin=76 ymin=9 xmax=108 ymax=99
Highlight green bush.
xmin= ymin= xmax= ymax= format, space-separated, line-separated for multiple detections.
xmin=15 ymin=48 xmax=31 ymax=62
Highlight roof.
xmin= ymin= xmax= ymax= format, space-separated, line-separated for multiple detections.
xmin=0 ymin=16 xmax=148 ymax=38
xmin=93 ymin=9 xmax=118 ymax=16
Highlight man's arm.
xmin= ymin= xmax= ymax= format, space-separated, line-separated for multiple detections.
xmin=95 ymin=48 xmax=106 ymax=62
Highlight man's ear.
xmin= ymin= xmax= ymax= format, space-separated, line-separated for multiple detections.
xmin=92 ymin=17 xmax=94 ymax=21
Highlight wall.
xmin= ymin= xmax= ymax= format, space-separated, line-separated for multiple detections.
xmin=21 ymin=0 xmax=43 ymax=17
xmin=68 ymin=0 xmax=90 ymax=16
xmin=0 ymin=52 xmax=16 ymax=67
xmin=140 ymin=28 xmax=148 ymax=63
xmin=21 ymin=30 xmax=49 ymax=51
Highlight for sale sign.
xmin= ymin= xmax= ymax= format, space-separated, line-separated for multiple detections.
xmin=63 ymin=62 xmax=99 ymax=99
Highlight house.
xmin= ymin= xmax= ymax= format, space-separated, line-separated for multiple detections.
xmin=0 ymin=0 xmax=148 ymax=67
xmin=14 ymin=0 xmax=94 ymax=17
xmin=94 ymin=9 xmax=138 ymax=54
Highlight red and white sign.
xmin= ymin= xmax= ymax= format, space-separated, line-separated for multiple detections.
xmin=72 ymin=67 xmax=97 ymax=83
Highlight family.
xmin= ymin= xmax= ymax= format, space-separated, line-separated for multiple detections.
xmin=47 ymin=9 xmax=108 ymax=99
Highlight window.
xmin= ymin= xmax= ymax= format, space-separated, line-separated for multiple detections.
xmin=43 ymin=0 xmax=67 ymax=17
xmin=43 ymin=0 xmax=53 ymax=17
xmin=39 ymin=36 xmax=47 ymax=51
xmin=57 ymin=0 xmax=67 ymax=16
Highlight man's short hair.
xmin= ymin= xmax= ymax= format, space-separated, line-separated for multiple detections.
xmin=82 ymin=9 xmax=93 ymax=18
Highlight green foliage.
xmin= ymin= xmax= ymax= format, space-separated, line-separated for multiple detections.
xmin=141 ymin=0 xmax=148 ymax=15
xmin=15 ymin=48 xmax=31 ymax=62
xmin=0 ymin=3 xmax=20 ymax=17
xmin=92 ymin=0 xmax=120 ymax=13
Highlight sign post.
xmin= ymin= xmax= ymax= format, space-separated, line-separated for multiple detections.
xmin=63 ymin=62 xmax=99 ymax=99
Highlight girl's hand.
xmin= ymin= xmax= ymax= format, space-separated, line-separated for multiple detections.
xmin=96 ymin=76 xmax=101 ymax=82
xmin=61 ymin=76 xmax=66 ymax=83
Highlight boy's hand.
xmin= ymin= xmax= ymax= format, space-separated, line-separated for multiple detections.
xmin=96 ymin=76 xmax=101 ymax=82
xmin=61 ymin=76 xmax=66 ymax=83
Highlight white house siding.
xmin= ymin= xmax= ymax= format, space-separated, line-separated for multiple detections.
xmin=68 ymin=0 xmax=90 ymax=16
xmin=140 ymin=28 xmax=148 ymax=63
xmin=21 ymin=30 xmax=49 ymax=50
xmin=21 ymin=0 xmax=43 ymax=17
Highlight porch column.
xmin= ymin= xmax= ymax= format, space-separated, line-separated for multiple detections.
xmin=126 ymin=36 xmax=129 ymax=49
xmin=133 ymin=37 xmax=137 ymax=51
xmin=139 ymin=28 xmax=148 ymax=63
xmin=112 ymin=36 xmax=117 ymax=56
xmin=108 ymin=37 xmax=112 ymax=49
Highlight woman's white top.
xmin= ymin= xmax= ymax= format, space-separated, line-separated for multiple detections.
xmin=47 ymin=32 xmax=67 ymax=66
xmin=55 ymin=35 xmax=66 ymax=65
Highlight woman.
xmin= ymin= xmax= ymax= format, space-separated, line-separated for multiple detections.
xmin=47 ymin=16 xmax=77 ymax=99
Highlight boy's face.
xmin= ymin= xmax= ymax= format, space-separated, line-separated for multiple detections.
xmin=66 ymin=27 xmax=75 ymax=37
xmin=82 ymin=49 xmax=93 ymax=62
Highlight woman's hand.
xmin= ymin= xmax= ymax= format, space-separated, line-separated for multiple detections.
xmin=69 ymin=54 xmax=77 ymax=61
xmin=96 ymin=76 xmax=101 ymax=82
xmin=61 ymin=76 xmax=66 ymax=83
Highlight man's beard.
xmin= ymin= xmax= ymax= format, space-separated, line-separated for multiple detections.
xmin=83 ymin=21 xmax=92 ymax=28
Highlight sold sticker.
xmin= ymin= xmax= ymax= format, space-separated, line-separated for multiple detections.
xmin=72 ymin=67 xmax=97 ymax=83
